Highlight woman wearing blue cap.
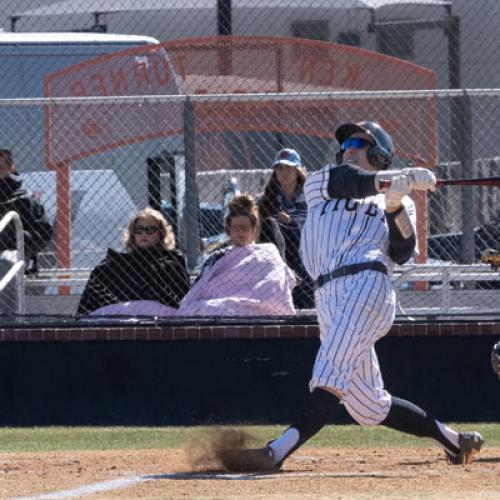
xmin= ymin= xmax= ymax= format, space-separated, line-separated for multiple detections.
xmin=258 ymin=148 xmax=313 ymax=308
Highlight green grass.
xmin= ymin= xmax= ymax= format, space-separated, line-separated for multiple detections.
xmin=1 ymin=423 xmax=499 ymax=453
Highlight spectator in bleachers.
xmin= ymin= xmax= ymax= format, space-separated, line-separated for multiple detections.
xmin=77 ymin=207 xmax=189 ymax=315
xmin=0 ymin=149 xmax=53 ymax=273
xmin=258 ymin=148 xmax=314 ymax=309
xmin=0 ymin=149 xmax=53 ymax=315
xmin=177 ymin=193 xmax=296 ymax=316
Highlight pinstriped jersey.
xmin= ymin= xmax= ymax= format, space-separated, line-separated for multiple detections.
xmin=300 ymin=164 xmax=417 ymax=279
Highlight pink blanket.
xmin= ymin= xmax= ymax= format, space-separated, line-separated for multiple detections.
xmin=88 ymin=243 xmax=297 ymax=317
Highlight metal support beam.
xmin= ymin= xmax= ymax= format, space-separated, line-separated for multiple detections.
xmin=456 ymin=92 xmax=475 ymax=264
xmin=217 ymin=0 xmax=232 ymax=36
xmin=9 ymin=16 xmax=18 ymax=32
xmin=182 ymin=98 xmax=201 ymax=270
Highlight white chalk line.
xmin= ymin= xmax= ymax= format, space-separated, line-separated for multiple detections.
xmin=13 ymin=476 xmax=147 ymax=500
xmin=13 ymin=469 xmax=437 ymax=499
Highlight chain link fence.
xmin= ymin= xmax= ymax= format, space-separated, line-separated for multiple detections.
xmin=1 ymin=1 xmax=499 ymax=90
xmin=1 ymin=2 xmax=500 ymax=93
xmin=0 ymin=2 xmax=499 ymax=321
xmin=0 ymin=89 xmax=498 ymax=319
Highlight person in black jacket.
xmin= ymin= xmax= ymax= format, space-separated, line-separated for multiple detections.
xmin=0 ymin=149 xmax=53 ymax=269
xmin=77 ymin=207 xmax=190 ymax=315
xmin=258 ymin=148 xmax=313 ymax=309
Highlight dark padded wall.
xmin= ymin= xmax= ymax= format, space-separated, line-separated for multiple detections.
xmin=0 ymin=335 xmax=498 ymax=425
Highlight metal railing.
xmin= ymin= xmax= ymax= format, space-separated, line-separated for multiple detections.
xmin=394 ymin=264 xmax=500 ymax=316
xmin=25 ymin=268 xmax=91 ymax=290
xmin=20 ymin=263 xmax=500 ymax=320
xmin=0 ymin=210 xmax=25 ymax=315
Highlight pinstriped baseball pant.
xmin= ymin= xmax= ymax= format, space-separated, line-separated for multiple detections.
xmin=310 ymin=269 xmax=395 ymax=425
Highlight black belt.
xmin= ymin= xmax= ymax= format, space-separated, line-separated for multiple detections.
xmin=314 ymin=261 xmax=388 ymax=290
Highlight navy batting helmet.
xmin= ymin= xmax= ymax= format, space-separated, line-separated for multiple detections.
xmin=335 ymin=121 xmax=395 ymax=170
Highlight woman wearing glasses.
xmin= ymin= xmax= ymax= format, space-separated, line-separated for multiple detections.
xmin=77 ymin=207 xmax=189 ymax=315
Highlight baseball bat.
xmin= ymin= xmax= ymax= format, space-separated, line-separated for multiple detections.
xmin=379 ymin=176 xmax=500 ymax=190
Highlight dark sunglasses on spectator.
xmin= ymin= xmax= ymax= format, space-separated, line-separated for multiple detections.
xmin=134 ymin=225 xmax=159 ymax=235
xmin=341 ymin=137 xmax=373 ymax=150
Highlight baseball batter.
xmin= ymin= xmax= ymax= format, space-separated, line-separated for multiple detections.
xmin=221 ymin=121 xmax=484 ymax=472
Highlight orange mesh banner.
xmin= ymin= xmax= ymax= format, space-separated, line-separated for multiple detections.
xmin=165 ymin=36 xmax=435 ymax=93
xmin=193 ymin=98 xmax=437 ymax=171
xmin=44 ymin=36 xmax=436 ymax=168
xmin=44 ymin=46 xmax=181 ymax=167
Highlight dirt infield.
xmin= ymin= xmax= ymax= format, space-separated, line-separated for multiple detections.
xmin=2 ymin=446 xmax=500 ymax=499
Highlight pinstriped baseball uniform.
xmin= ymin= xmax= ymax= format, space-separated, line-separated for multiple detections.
xmin=301 ymin=164 xmax=417 ymax=425
xmin=217 ymin=125 xmax=484 ymax=473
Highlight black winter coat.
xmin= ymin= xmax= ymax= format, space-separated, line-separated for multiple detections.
xmin=77 ymin=245 xmax=190 ymax=315
xmin=0 ymin=175 xmax=53 ymax=259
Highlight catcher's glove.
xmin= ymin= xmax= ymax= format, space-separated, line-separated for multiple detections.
xmin=492 ymin=342 xmax=500 ymax=379
xmin=481 ymin=248 xmax=500 ymax=270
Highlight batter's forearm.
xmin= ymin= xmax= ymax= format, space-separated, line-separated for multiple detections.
xmin=327 ymin=164 xmax=378 ymax=199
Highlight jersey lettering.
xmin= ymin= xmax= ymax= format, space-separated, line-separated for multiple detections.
xmin=364 ymin=202 xmax=379 ymax=217
xmin=345 ymin=199 xmax=358 ymax=211
xmin=320 ymin=198 xmax=344 ymax=215
xmin=320 ymin=198 xmax=382 ymax=218
xmin=332 ymin=199 xmax=343 ymax=211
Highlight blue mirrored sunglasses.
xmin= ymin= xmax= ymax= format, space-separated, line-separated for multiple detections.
xmin=341 ymin=137 xmax=373 ymax=150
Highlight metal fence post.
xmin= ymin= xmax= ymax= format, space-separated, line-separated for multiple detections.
xmin=183 ymin=97 xmax=201 ymax=270
xmin=457 ymin=91 xmax=475 ymax=263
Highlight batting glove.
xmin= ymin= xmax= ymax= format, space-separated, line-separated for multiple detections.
xmin=403 ymin=168 xmax=437 ymax=191
xmin=384 ymin=173 xmax=414 ymax=210
xmin=375 ymin=170 xmax=404 ymax=192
